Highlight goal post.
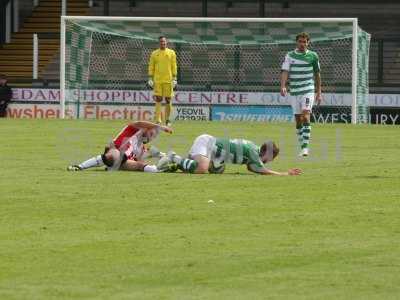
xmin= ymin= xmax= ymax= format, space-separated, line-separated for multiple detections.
xmin=60 ymin=16 xmax=370 ymax=123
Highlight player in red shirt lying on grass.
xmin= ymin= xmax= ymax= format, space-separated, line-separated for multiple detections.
xmin=67 ymin=121 xmax=172 ymax=172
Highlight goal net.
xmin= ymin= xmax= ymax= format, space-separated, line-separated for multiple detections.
xmin=60 ymin=17 xmax=370 ymax=123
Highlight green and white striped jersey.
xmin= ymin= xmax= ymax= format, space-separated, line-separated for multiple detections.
xmin=281 ymin=49 xmax=320 ymax=96
xmin=214 ymin=138 xmax=266 ymax=173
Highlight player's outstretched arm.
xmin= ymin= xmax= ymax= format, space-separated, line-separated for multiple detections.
xmin=247 ymin=164 xmax=302 ymax=176
xmin=130 ymin=121 xmax=172 ymax=134
xmin=263 ymin=168 xmax=302 ymax=176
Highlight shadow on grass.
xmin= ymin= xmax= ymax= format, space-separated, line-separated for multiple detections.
xmin=356 ymin=175 xmax=397 ymax=179
xmin=79 ymin=169 xmax=256 ymax=176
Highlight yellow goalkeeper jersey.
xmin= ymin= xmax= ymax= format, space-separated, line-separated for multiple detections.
xmin=148 ymin=48 xmax=177 ymax=83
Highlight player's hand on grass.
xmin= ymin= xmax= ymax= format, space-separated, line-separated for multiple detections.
xmin=147 ymin=78 xmax=154 ymax=88
xmin=288 ymin=168 xmax=302 ymax=176
xmin=280 ymin=87 xmax=287 ymax=97
xmin=161 ymin=125 xmax=173 ymax=134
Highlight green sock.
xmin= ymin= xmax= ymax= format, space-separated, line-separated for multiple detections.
xmin=296 ymin=124 xmax=303 ymax=147
xmin=178 ymin=158 xmax=198 ymax=173
xmin=302 ymin=122 xmax=311 ymax=149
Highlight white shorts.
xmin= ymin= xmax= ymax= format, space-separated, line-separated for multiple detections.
xmin=290 ymin=93 xmax=314 ymax=115
xmin=188 ymin=134 xmax=216 ymax=159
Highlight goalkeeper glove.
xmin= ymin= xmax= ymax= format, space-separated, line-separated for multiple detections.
xmin=172 ymin=78 xmax=177 ymax=88
xmin=147 ymin=78 xmax=154 ymax=88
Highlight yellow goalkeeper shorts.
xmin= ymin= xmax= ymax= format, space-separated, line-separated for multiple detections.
xmin=153 ymin=82 xmax=174 ymax=98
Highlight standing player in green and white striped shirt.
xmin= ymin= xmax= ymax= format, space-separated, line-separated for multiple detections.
xmin=280 ymin=32 xmax=322 ymax=157
xmin=157 ymin=134 xmax=302 ymax=176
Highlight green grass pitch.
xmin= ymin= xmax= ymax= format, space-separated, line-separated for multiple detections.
xmin=1 ymin=118 xmax=400 ymax=299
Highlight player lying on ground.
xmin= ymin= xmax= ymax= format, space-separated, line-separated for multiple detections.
xmin=67 ymin=121 xmax=172 ymax=172
xmin=157 ymin=134 xmax=302 ymax=176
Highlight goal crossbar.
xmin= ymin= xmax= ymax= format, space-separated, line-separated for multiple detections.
xmin=60 ymin=17 xmax=367 ymax=124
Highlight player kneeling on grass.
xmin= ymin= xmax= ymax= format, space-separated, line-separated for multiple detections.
xmin=67 ymin=121 xmax=172 ymax=172
xmin=158 ymin=134 xmax=302 ymax=176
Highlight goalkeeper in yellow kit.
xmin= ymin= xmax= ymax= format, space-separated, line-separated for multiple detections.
xmin=148 ymin=36 xmax=177 ymax=127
